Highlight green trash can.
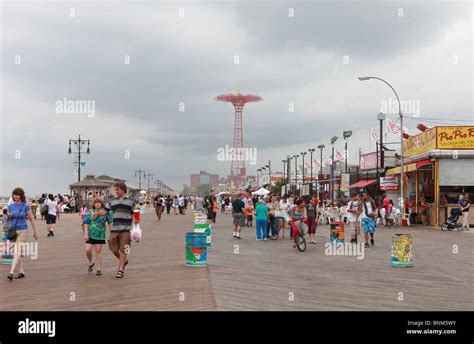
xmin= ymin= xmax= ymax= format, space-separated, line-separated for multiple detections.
xmin=194 ymin=224 xmax=212 ymax=249
xmin=185 ymin=232 xmax=207 ymax=267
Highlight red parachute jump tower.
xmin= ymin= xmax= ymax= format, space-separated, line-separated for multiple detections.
xmin=216 ymin=91 xmax=263 ymax=188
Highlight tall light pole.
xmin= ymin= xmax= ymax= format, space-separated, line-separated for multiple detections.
xmin=293 ymin=154 xmax=299 ymax=190
xmin=308 ymin=148 xmax=315 ymax=195
xmin=135 ymin=169 xmax=146 ymax=189
xmin=265 ymin=161 xmax=271 ymax=191
xmin=300 ymin=152 xmax=307 ymax=188
xmin=318 ymin=144 xmax=325 ymax=199
xmin=257 ymin=168 xmax=262 ymax=188
xmin=342 ymin=131 xmax=352 ymax=173
xmin=282 ymin=159 xmax=287 ymax=184
xmin=330 ymin=136 xmax=338 ymax=201
xmin=261 ymin=167 xmax=267 ymax=188
xmin=358 ymin=76 xmax=404 ymax=206
xmin=145 ymin=172 xmax=153 ymax=195
xmin=68 ymin=135 xmax=90 ymax=182
xmin=155 ymin=179 xmax=162 ymax=194
xmin=377 ymin=113 xmax=386 ymax=172
xmin=286 ymin=155 xmax=291 ymax=186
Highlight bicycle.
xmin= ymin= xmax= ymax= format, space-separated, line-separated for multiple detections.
xmin=291 ymin=219 xmax=308 ymax=252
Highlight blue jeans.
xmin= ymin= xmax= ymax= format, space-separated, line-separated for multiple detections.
xmin=256 ymin=219 xmax=268 ymax=240
xmin=270 ymin=217 xmax=280 ymax=237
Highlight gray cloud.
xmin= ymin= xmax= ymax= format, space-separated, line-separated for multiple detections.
xmin=1 ymin=1 xmax=472 ymax=195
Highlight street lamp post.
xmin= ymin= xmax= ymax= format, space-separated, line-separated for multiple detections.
xmin=265 ymin=161 xmax=271 ymax=191
xmin=318 ymin=144 xmax=325 ymax=199
xmin=155 ymin=179 xmax=161 ymax=194
xmin=282 ymin=160 xmax=286 ymax=184
xmin=68 ymin=135 xmax=91 ymax=183
xmin=286 ymin=155 xmax=291 ymax=186
xmin=261 ymin=167 xmax=267 ymax=188
xmin=358 ymin=76 xmax=404 ymax=207
xmin=300 ymin=152 xmax=307 ymax=188
xmin=330 ymin=136 xmax=338 ymax=201
xmin=257 ymin=168 xmax=261 ymax=188
xmin=293 ymin=154 xmax=299 ymax=190
xmin=342 ymin=131 xmax=352 ymax=173
xmin=135 ymin=169 xmax=146 ymax=189
xmin=308 ymin=148 xmax=315 ymax=195
xmin=145 ymin=173 xmax=153 ymax=195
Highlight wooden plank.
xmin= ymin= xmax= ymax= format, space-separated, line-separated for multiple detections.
xmin=0 ymin=210 xmax=216 ymax=311
xmin=207 ymin=214 xmax=474 ymax=311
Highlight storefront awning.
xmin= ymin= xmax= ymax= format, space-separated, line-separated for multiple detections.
xmin=349 ymin=179 xmax=377 ymax=188
xmin=386 ymin=159 xmax=433 ymax=175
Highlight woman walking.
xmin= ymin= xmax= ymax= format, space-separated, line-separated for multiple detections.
xmin=6 ymin=188 xmax=38 ymax=281
xmin=277 ymin=196 xmax=290 ymax=238
xmin=462 ymin=193 xmax=471 ymax=230
xmin=154 ymin=195 xmax=164 ymax=221
xmin=289 ymin=199 xmax=307 ymax=248
xmin=306 ymin=197 xmax=319 ymax=244
xmin=173 ymin=196 xmax=179 ymax=215
xmin=255 ymin=199 xmax=269 ymax=241
xmin=45 ymin=194 xmax=58 ymax=237
xmin=84 ymin=198 xmax=112 ymax=275
xmin=268 ymin=196 xmax=280 ymax=240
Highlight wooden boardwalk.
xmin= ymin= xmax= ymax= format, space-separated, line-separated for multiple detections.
xmin=1 ymin=210 xmax=216 ymax=311
xmin=208 ymin=212 xmax=474 ymax=311
xmin=1 ymin=208 xmax=472 ymax=311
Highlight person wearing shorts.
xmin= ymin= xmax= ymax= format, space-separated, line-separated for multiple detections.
xmin=347 ymin=194 xmax=362 ymax=244
xmin=106 ymin=182 xmax=136 ymax=279
xmin=245 ymin=202 xmax=254 ymax=226
xmin=232 ymin=193 xmax=245 ymax=239
xmin=6 ymin=188 xmax=38 ymax=281
xmin=84 ymin=197 xmax=112 ymax=276
xmin=45 ymin=194 xmax=58 ymax=237
xmin=361 ymin=192 xmax=377 ymax=248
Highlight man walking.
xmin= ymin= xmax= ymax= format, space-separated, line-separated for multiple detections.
xmin=347 ymin=193 xmax=362 ymax=244
xmin=232 ymin=193 xmax=245 ymax=239
xmin=360 ymin=192 xmax=377 ymax=248
xmin=106 ymin=182 xmax=136 ymax=278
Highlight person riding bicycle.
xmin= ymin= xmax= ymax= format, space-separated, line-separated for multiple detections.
xmin=289 ymin=198 xmax=307 ymax=249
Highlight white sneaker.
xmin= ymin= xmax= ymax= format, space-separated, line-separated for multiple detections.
xmin=263 ymin=238 xmax=267 ymax=241
xmin=256 ymin=238 xmax=261 ymax=241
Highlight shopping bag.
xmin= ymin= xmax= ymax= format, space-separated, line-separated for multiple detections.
xmin=131 ymin=223 xmax=142 ymax=243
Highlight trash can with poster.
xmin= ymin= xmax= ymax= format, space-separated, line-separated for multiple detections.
xmin=330 ymin=221 xmax=345 ymax=243
xmin=185 ymin=232 xmax=207 ymax=267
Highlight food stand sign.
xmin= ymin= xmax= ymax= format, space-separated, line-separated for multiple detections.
xmin=403 ymin=127 xmax=437 ymax=157
xmin=380 ymin=176 xmax=399 ymax=191
xmin=437 ymin=126 xmax=474 ymax=149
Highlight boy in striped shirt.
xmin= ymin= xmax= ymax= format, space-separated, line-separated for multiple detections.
xmin=106 ymin=182 xmax=137 ymax=278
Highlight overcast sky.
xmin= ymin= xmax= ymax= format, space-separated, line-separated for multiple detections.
xmin=1 ymin=0 xmax=472 ymax=196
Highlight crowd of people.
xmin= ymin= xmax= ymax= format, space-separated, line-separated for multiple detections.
xmin=225 ymin=191 xmax=379 ymax=249
xmin=1 ymin=183 xmax=139 ymax=281
xmin=1 ymin=184 xmax=470 ymax=282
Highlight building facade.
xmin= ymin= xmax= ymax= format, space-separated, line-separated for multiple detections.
xmin=190 ymin=171 xmax=219 ymax=188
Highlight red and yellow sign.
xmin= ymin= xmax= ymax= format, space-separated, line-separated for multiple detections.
xmin=403 ymin=127 xmax=437 ymax=157
xmin=437 ymin=126 xmax=474 ymax=150
xmin=403 ymin=126 xmax=474 ymax=157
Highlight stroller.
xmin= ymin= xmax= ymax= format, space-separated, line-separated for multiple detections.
xmin=441 ymin=208 xmax=463 ymax=231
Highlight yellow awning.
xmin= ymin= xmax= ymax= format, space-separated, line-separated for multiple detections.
xmin=386 ymin=159 xmax=433 ymax=175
